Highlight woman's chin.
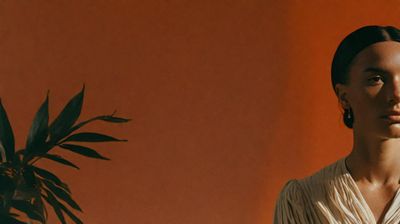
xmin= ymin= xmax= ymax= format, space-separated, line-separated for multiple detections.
xmin=379 ymin=123 xmax=400 ymax=138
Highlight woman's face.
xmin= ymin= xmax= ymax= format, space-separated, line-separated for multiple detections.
xmin=336 ymin=41 xmax=400 ymax=139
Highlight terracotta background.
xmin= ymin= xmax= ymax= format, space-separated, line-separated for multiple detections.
xmin=0 ymin=0 xmax=399 ymax=223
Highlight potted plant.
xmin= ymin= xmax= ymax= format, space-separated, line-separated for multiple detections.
xmin=0 ymin=86 xmax=129 ymax=224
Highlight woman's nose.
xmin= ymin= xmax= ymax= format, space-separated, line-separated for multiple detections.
xmin=388 ymin=78 xmax=400 ymax=104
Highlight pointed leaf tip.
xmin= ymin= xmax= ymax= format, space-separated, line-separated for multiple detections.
xmin=100 ymin=116 xmax=131 ymax=123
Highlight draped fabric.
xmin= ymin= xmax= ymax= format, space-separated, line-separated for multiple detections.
xmin=274 ymin=158 xmax=400 ymax=224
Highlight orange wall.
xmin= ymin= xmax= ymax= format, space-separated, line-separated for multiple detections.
xmin=1 ymin=0 xmax=399 ymax=223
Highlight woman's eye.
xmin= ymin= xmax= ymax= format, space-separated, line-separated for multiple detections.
xmin=368 ymin=75 xmax=384 ymax=85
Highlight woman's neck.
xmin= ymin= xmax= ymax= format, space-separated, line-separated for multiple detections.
xmin=347 ymin=132 xmax=400 ymax=186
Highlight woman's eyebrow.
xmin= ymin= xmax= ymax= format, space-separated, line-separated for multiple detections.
xmin=363 ymin=67 xmax=389 ymax=74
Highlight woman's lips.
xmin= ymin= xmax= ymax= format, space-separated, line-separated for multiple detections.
xmin=382 ymin=115 xmax=400 ymax=122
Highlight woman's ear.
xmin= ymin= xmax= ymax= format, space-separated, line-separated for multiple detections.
xmin=335 ymin=83 xmax=351 ymax=109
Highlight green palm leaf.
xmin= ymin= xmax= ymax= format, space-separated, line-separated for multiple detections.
xmin=41 ymin=179 xmax=82 ymax=212
xmin=43 ymin=188 xmax=83 ymax=224
xmin=49 ymin=86 xmax=84 ymax=143
xmin=42 ymin=190 xmax=66 ymax=224
xmin=25 ymin=94 xmax=49 ymax=158
xmin=0 ymin=214 xmax=28 ymax=224
xmin=40 ymin=154 xmax=79 ymax=170
xmin=32 ymin=166 xmax=70 ymax=193
xmin=60 ymin=144 xmax=109 ymax=160
xmin=57 ymin=199 xmax=83 ymax=224
xmin=66 ymin=114 xmax=130 ymax=137
xmin=11 ymin=200 xmax=45 ymax=222
xmin=98 ymin=115 xmax=130 ymax=123
xmin=0 ymin=100 xmax=15 ymax=162
xmin=62 ymin=132 xmax=126 ymax=143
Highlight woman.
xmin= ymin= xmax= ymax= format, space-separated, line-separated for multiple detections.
xmin=274 ymin=25 xmax=400 ymax=224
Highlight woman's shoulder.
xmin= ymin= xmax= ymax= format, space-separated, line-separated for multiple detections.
xmin=276 ymin=179 xmax=304 ymax=204
xmin=274 ymin=178 xmax=320 ymax=223
xmin=300 ymin=157 xmax=347 ymax=191
xmin=274 ymin=158 xmax=348 ymax=223
xmin=277 ymin=158 xmax=346 ymax=201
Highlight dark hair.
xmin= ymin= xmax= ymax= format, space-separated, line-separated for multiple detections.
xmin=331 ymin=25 xmax=400 ymax=128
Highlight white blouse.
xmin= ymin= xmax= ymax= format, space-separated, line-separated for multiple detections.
xmin=274 ymin=158 xmax=400 ymax=224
